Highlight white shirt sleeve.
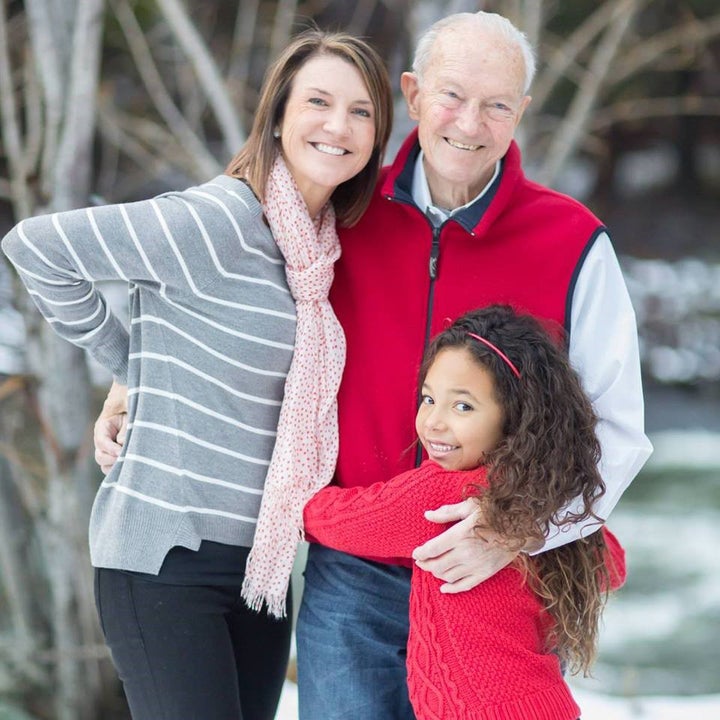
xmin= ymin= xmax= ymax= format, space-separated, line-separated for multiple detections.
xmin=538 ymin=232 xmax=653 ymax=552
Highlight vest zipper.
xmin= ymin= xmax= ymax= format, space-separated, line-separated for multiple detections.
xmin=415 ymin=223 xmax=442 ymax=467
xmin=384 ymin=194 xmax=447 ymax=468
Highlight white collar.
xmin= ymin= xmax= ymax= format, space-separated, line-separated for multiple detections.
xmin=411 ymin=152 xmax=500 ymax=226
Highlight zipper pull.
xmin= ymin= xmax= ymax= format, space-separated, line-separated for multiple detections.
xmin=429 ymin=228 xmax=440 ymax=279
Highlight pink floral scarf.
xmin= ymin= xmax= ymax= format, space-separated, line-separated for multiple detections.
xmin=242 ymin=154 xmax=345 ymax=617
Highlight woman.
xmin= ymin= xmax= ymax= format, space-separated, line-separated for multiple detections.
xmin=3 ymin=30 xmax=392 ymax=720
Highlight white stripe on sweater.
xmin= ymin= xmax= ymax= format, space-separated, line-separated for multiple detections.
xmin=131 ymin=300 xmax=295 ymax=348
xmin=128 ymin=386 xmax=278 ymax=436
xmin=131 ymin=420 xmax=273 ymax=464
xmin=100 ymin=479 xmax=261 ymax=521
xmin=128 ymin=352 xmax=284 ymax=405
xmin=49 ymin=302 xmax=114 ymax=344
xmin=86 ymin=207 xmax=130 ymax=281
xmin=189 ymin=186 xmax=282 ymax=265
xmin=119 ymin=204 xmax=163 ymax=283
xmin=178 ymin=197 xmax=289 ymax=293
xmin=28 ymin=286 xmax=96 ymax=306
xmin=150 ymin=199 xmax=295 ymax=320
xmin=131 ymin=315 xmax=289 ymax=377
xmin=15 ymin=222 xmax=82 ymax=282
xmin=46 ymin=296 xmax=103 ymax=325
xmin=121 ymin=203 xmax=295 ymax=331
xmin=52 ymin=214 xmax=95 ymax=281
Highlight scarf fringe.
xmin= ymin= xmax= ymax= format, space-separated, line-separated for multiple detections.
xmin=241 ymin=522 xmax=306 ymax=619
xmin=241 ymin=578 xmax=289 ymax=620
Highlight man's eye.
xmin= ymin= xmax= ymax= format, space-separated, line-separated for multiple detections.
xmin=485 ymin=102 xmax=516 ymax=121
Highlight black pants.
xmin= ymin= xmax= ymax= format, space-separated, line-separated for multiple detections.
xmin=94 ymin=568 xmax=292 ymax=720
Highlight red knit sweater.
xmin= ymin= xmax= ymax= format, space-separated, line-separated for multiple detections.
xmin=304 ymin=461 xmax=626 ymax=720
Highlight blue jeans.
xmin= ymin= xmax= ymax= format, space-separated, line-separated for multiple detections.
xmin=296 ymin=544 xmax=416 ymax=720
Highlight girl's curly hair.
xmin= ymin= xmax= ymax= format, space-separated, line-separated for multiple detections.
xmin=419 ymin=304 xmax=612 ymax=674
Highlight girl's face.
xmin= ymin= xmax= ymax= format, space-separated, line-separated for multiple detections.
xmin=415 ymin=347 xmax=505 ymax=471
xmin=278 ymin=54 xmax=376 ymax=218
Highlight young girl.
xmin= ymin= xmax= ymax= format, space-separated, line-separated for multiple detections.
xmin=303 ymin=304 xmax=626 ymax=720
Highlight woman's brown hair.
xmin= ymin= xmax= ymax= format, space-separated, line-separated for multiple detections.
xmin=225 ymin=29 xmax=393 ymax=227
xmin=419 ymin=304 xmax=612 ymax=675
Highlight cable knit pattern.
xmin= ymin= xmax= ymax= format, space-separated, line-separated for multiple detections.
xmin=243 ymin=154 xmax=345 ymax=617
xmin=303 ymin=460 xmax=621 ymax=719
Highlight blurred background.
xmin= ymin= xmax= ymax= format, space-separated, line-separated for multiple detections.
xmin=0 ymin=1 xmax=718 ymax=718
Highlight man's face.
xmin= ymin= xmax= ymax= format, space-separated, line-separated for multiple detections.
xmin=401 ymin=25 xmax=531 ymax=209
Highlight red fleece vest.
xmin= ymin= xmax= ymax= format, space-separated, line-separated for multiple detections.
xmin=332 ymin=131 xmax=604 ymax=493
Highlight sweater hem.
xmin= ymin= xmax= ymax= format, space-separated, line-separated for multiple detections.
xmin=462 ymin=682 xmax=580 ymax=720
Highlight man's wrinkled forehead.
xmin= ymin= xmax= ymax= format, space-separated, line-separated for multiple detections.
xmin=423 ymin=27 xmax=527 ymax=96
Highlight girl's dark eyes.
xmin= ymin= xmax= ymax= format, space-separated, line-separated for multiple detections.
xmin=455 ymin=402 xmax=474 ymax=412
xmin=420 ymin=395 xmax=434 ymax=405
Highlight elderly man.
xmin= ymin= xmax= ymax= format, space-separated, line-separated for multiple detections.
xmin=296 ymin=10 xmax=652 ymax=719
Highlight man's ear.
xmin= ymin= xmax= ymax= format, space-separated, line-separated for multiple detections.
xmin=400 ymin=72 xmax=421 ymax=122
xmin=514 ymin=95 xmax=532 ymax=129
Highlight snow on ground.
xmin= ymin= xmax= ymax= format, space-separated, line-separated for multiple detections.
xmin=274 ymin=680 xmax=720 ymax=719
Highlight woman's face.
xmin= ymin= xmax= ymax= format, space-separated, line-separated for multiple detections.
xmin=278 ymin=54 xmax=376 ymax=218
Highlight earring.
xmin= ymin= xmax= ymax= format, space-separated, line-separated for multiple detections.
xmin=273 ymin=127 xmax=281 ymax=139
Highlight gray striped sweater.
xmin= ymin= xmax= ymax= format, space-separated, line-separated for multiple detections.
xmin=2 ymin=176 xmax=296 ymax=573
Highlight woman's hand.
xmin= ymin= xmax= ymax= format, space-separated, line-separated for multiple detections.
xmin=93 ymin=381 xmax=128 ymax=474
xmin=412 ymin=499 xmax=523 ymax=593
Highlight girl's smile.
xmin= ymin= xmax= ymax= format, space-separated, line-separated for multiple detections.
xmin=415 ymin=347 xmax=505 ymax=471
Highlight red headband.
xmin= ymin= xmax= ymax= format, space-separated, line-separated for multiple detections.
xmin=466 ymin=332 xmax=521 ymax=379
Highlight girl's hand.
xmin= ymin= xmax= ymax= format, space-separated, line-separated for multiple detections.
xmin=412 ymin=499 xmax=520 ymax=593
xmin=93 ymin=381 xmax=128 ymax=474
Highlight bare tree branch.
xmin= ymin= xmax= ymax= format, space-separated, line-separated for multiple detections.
xmin=98 ymin=100 xmax=211 ymax=182
xmin=155 ymin=0 xmax=244 ymax=157
xmin=270 ymin=0 xmax=299 ymax=61
xmin=520 ymin=0 xmax=543 ymax=51
xmin=227 ymin=0 xmax=260 ymax=124
xmin=24 ymin=0 xmax=65 ymax=199
xmin=22 ymin=47 xmax=43 ymax=180
xmin=0 ymin=3 xmax=31 ymax=219
xmin=97 ymin=103 xmax=174 ymax=179
xmin=530 ymin=1 xmax=634 ymax=110
xmin=590 ymin=95 xmax=720 ymax=133
xmin=611 ymin=13 xmax=720 ymax=86
xmin=0 ymin=455 xmax=46 ymax=687
xmin=349 ymin=0 xmax=378 ymax=36
xmin=535 ymin=0 xmax=642 ymax=187
xmin=51 ymin=0 xmax=105 ymax=210
xmin=110 ymin=0 xmax=220 ymax=179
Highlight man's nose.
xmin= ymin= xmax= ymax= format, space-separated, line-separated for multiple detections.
xmin=455 ymin=102 xmax=484 ymax=135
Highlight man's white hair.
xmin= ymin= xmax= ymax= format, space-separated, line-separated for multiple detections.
xmin=412 ymin=11 xmax=536 ymax=94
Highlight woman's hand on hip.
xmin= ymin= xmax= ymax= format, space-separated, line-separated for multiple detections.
xmin=93 ymin=381 xmax=128 ymax=474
